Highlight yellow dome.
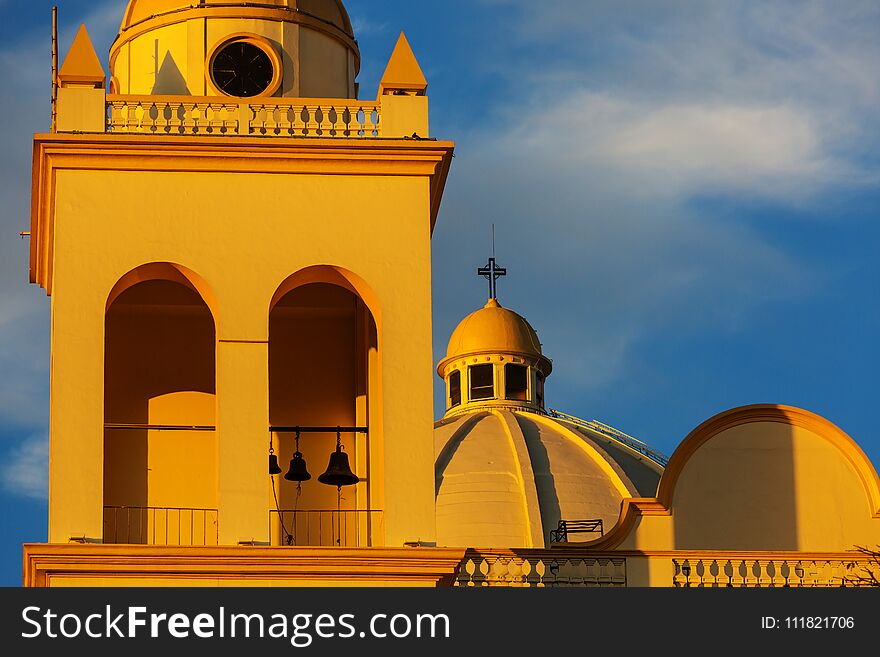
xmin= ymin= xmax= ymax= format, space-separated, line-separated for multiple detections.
xmin=440 ymin=299 xmax=550 ymax=371
xmin=111 ymin=0 xmax=360 ymax=98
xmin=434 ymin=409 xmax=664 ymax=548
xmin=120 ymin=0 xmax=354 ymax=37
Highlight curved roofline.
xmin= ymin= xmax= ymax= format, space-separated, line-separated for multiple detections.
xmin=439 ymin=299 xmax=551 ymax=376
xmin=567 ymin=404 xmax=880 ymax=551
xmin=435 ymin=408 xmax=639 ymax=548
xmin=656 ymin=404 xmax=880 ymax=513
xmin=110 ymin=5 xmax=360 ymax=76
xmin=120 ymin=1 xmax=354 ymax=36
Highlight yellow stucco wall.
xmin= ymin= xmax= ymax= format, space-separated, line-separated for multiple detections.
xmin=40 ymin=139 xmax=449 ymax=553
xmin=581 ymin=406 xmax=880 ymax=585
xmin=670 ymin=421 xmax=879 ymax=551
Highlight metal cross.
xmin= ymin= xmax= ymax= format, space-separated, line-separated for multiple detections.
xmin=478 ymin=257 xmax=507 ymax=300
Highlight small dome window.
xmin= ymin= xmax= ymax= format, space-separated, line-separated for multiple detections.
xmin=448 ymin=370 xmax=462 ymax=408
xmin=208 ymin=35 xmax=281 ymax=98
xmin=536 ymin=371 xmax=545 ymax=408
xmin=469 ymin=364 xmax=494 ymax=401
xmin=505 ymin=364 xmax=528 ymax=401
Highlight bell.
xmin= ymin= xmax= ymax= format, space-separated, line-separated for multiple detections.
xmin=269 ymin=452 xmax=283 ymax=476
xmin=284 ymin=451 xmax=312 ymax=482
xmin=318 ymin=445 xmax=359 ymax=487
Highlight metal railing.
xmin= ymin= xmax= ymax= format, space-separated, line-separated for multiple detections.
xmin=270 ymin=509 xmax=383 ymax=548
xmin=103 ymin=506 xmax=219 ymax=546
xmin=106 ymin=95 xmax=381 ymax=138
xmin=549 ymin=409 xmax=669 ymax=466
xmin=456 ymin=549 xmax=626 ymax=587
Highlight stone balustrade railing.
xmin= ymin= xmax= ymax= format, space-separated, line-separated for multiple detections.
xmin=673 ymin=556 xmax=879 ymax=587
xmin=106 ymin=95 xmax=381 ymax=138
xmin=455 ymin=550 xmax=626 ymax=587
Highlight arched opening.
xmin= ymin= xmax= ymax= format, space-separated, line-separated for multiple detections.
xmin=269 ymin=278 xmax=380 ymax=547
xmin=103 ymin=267 xmax=218 ymax=546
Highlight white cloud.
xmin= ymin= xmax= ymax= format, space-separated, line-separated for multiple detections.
xmin=432 ymin=1 xmax=880 ymax=407
xmin=478 ymin=0 xmax=880 ymax=168
xmin=0 ymin=433 xmax=48 ymax=502
xmin=509 ymin=93 xmax=844 ymax=200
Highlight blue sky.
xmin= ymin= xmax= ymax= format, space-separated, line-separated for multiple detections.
xmin=0 ymin=1 xmax=878 ymax=585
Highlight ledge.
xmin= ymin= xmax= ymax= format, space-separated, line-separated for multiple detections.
xmin=23 ymin=543 xmax=468 ymax=588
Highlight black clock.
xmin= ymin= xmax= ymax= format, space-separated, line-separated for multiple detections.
xmin=211 ymin=40 xmax=275 ymax=98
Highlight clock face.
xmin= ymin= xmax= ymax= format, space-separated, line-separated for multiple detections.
xmin=211 ymin=40 xmax=275 ymax=97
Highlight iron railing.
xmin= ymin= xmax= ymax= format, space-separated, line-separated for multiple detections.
xmin=103 ymin=506 xmax=218 ymax=546
xmin=548 ymin=409 xmax=669 ymax=466
xmin=270 ymin=509 xmax=383 ymax=548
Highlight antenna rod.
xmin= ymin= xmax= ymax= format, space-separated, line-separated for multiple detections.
xmin=51 ymin=6 xmax=58 ymax=133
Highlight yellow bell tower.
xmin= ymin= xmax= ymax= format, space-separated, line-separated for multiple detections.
xmin=25 ymin=1 xmax=461 ymax=586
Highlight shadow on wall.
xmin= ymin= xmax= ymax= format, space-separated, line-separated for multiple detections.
xmin=667 ymin=406 xmax=880 ymax=552
xmin=671 ymin=422 xmax=798 ymax=551
xmin=152 ymin=46 xmax=191 ymax=96
xmin=434 ymin=412 xmax=489 ymax=497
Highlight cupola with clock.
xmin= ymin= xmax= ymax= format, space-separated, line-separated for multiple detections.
xmin=109 ymin=0 xmax=360 ymax=98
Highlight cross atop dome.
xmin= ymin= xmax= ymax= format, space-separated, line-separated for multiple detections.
xmin=477 ymin=257 xmax=506 ymax=300
xmin=477 ymin=225 xmax=506 ymax=300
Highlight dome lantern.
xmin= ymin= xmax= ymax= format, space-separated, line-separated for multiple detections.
xmin=437 ymin=257 xmax=552 ymax=416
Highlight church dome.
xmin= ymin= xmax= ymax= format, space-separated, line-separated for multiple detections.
xmin=120 ymin=1 xmax=354 ymax=37
xmin=435 ymin=409 xmax=664 ymax=548
xmin=437 ymin=297 xmax=553 ymax=417
xmin=435 ymin=291 xmax=665 ymax=548
xmin=110 ymin=0 xmax=359 ymax=98
xmin=439 ymin=298 xmax=552 ymax=375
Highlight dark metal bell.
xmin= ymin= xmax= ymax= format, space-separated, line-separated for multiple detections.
xmin=284 ymin=451 xmax=311 ymax=482
xmin=318 ymin=446 xmax=359 ymax=487
xmin=269 ymin=453 xmax=283 ymax=475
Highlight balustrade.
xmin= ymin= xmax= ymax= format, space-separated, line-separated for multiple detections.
xmin=673 ymin=557 xmax=878 ymax=587
xmin=455 ymin=550 xmax=626 ymax=587
xmin=106 ymin=96 xmax=381 ymax=137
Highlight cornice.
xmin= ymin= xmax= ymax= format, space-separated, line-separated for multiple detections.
xmin=23 ymin=544 xmax=467 ymax=587
xmin=29 ymin=134 xmax=454 ymax=294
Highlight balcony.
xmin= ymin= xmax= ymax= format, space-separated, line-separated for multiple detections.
xmin=103 ymin=506 xmax=219 ymax=546
xmin=106 ymin=95 xmax=381 ymax=138
xmin=269 ymin=510 xmax=384 ymax=548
